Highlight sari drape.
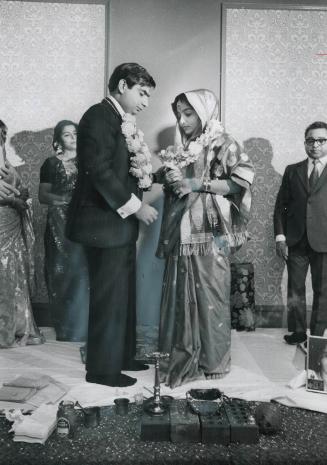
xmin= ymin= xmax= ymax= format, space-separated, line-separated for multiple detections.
xmin=0 ymin=165 xmax=44 ymax=347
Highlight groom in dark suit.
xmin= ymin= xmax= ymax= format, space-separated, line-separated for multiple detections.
xmin=66 ymin=63 xmax=158 ymax=386
xmin=274 ymin=121 xmax=327 ymax=344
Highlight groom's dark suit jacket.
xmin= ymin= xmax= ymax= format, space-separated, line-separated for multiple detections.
xmin=66 ymin=99 xmax=141 ymax=247
xmin=274 ymin=159 xmax=327 ymax=252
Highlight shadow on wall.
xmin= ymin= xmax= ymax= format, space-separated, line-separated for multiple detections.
xmin=232 ymin=137 xmax=286 ymax=322
xmin=10 ymin=129 xmax=54 ymax=303
xmin=136 ymin=125 xmax=175 ymax=356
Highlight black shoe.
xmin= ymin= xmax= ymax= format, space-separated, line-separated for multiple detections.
xmin=122 ymin=360 xmax=149 ymax=371
xmin=284 ymin=332 xmax=307 ymax=345
xmin=86 ymin=373 xmax=137 ymax=387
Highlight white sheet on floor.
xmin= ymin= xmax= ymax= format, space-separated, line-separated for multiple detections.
xmin=0 ymin=328 xmax=325 ymax=413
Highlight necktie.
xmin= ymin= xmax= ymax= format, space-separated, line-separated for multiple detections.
xmin=309 ymin=160 xmax=319 ymax=191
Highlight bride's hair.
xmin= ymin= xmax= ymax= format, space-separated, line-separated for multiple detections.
xmin=171 ymin=93 xmax=191 ymax=118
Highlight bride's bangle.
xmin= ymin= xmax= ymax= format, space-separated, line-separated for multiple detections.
xmin=202 ymin=179 xmax=212 ymax=192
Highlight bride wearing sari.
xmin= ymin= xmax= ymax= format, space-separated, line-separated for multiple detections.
xmin=157 ymin=90 xmax=254 ymax=388
xmin=0 ymin=120 xmax=44 ymax=347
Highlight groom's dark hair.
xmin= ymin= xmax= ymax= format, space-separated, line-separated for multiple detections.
xmin=108 ymin=63 xmax=156 ymax=92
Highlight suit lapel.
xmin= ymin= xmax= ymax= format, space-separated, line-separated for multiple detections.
xmin=312 ymin=162 xmax=327 ymax=194
xmin=102 ymin=98 xmax=123 ymax=122
xmin=295 ymin=159 xmax=309 ymax=192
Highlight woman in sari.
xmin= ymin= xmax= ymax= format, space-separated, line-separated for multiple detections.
xmin=39 ymin=120 xmax=89 ymax=342
xmin=0 ymin=119 xmax=44 ymax=347
xmin=157 ymin=89 xmax=254 ymax=388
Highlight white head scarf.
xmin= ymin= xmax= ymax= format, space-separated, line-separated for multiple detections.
xmin=172 ymin=89 xmax=220 ymax=146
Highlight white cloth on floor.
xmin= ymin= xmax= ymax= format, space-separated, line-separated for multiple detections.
xmin=287 ymin=370 xmax=306 ymax=389
xmin=10 ymin=404 xmax=58 ymax=444
xmin=274 ymin=387 xmax=327 ymax=413
xmin=272 ymin=370 xmax=327 ymax=413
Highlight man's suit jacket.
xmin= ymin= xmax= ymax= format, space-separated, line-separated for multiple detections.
xmin=66 ymin=99 xmax=141 ymax=248
xmin=274 ymin=159 xmax=327 ymax=252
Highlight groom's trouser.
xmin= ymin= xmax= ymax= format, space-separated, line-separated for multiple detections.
xmin=84 ymin=244 xmax=136 ymax=376
xmin=287 ymin=234 xmax=327 ymax=336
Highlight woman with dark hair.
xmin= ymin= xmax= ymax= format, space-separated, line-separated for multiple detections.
xmin=157 ymin=90 xmax=254 ymax=388
xmin=0 ymin=120 xmax=44 ymax=347
xmin=39 ymin=120 xmax=89 ymax=341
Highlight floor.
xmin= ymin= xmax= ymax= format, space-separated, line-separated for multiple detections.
xmin=1 ymin=328 xmax=327 ymax=465
xmin=0 ymin=328 xmax=315 ymax=411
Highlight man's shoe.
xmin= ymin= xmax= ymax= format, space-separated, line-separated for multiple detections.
xmin=122 ymin=360 xmax=149 ymax=371
xmin=284 ymin=332 xmax=307 ymax=345
xmin=86 ymin=373 xmax=137 ymax=387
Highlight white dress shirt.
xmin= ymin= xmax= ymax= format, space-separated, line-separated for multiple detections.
xmin=276 ymin=155 xmax=327 ymax=242
xmin=307 ymin=154 xmax=327 ymax=177
xmin=108 ymin=96 xmax=142 ymax=219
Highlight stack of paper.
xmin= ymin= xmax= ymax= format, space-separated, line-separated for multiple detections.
xmin=0 ymin=385 xmax=37 ymax=403
xmin=0 ymin=374 xmax=69 ymax=410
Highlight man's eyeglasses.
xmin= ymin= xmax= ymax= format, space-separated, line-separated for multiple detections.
xmin=305 ymin=138 xmax=327 ymax=147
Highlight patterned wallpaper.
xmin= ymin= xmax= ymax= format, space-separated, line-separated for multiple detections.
xmin=0 ymin=1 xmax=106 ymax=301
xmin=224 ymin=7 xmax=327 ymax=306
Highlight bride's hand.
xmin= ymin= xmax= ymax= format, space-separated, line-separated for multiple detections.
xmin=171 ymin=178 xmax=202 ymax=198
xmin=165 ymin=167 xmax=183 ymax=184
xmin=0 ymin=179 xmax=20 ymax=199
xmin=0 ymin=166 xmax=10 ymax=182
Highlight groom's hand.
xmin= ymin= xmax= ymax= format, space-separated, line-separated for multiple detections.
xmin=135 ymin=202 xmax=158 ymax=226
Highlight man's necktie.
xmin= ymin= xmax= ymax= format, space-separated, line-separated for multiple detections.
xmin=309 ymin=159 xmax=319 ymax=191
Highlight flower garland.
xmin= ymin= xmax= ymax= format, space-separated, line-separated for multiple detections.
xmin=159 ymin=119 xmax=225 ymax=170
xmin=121 ymin=114 xmax=153 ymax=189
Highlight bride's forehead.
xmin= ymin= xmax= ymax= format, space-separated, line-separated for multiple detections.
xmin=176 ymin=101 xmax=193 ymax=112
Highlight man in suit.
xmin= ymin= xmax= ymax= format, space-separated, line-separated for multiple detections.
xmin=66 ymin=63 xmax=158 ymax=386
xmin=274 ymin=121 xmax=327 ymax=345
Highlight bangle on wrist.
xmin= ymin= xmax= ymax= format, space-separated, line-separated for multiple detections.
xmin=202 ymin=179 xmax=212 ymax=192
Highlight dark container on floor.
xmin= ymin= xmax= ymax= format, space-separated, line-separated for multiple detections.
xmin=200 ymin=407 xmax=230 ymax=445
xmin=170 ymin=400 xmax=201 ymax=443
xmin=223 ymin=400 xmax=259 ymax=444
xmin=141 ymin=409 xmax=171 ymax=442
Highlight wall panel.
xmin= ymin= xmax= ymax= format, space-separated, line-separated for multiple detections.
xmin=223 ymin=5 xmax=327 ymax=308
xmin=0 ymin=0 xmax=107 ymax=300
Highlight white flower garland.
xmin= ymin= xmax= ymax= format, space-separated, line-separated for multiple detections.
xmin=121 ymin=114 xmax=152 ymax=189
xmin=159 ymin=119 xmax=225 ymax=169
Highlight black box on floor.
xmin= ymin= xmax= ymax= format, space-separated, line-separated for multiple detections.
xmin=140 ymin=409 xmax=170 ymax=442
xmin=200 ymin=408 xmax=230 ymax=445
xmin=170 ymin=400 xmax=201 ymax=443
xmin=223 ymin=400 xmax=259 ymax=444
